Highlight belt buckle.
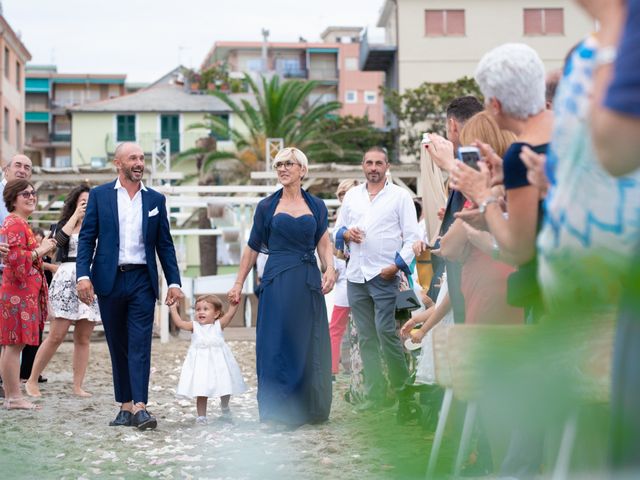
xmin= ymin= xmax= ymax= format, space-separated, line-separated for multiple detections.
xmin=119 ymin=264 xmax=127 ymax=272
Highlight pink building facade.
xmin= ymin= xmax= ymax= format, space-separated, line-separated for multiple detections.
xmin=202 ymin=27 xmax=385 ymax=128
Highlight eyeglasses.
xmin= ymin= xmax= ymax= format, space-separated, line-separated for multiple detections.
xmin=18 ymin=191 xmax=37 ymax=199
xmin=273 ymin=160 xmax=299 ymax=170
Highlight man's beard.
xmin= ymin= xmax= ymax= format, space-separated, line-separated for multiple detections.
xmin=124 ymin=167 xmax=143 ymax=182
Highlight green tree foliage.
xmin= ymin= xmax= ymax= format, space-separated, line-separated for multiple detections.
xmin=382 ymin=76 xmax=483 ymax=160
xmin=314 ymin=115 xmax=396 ymax=164
xmin=190 ymin=74 xmax=348 ymax=169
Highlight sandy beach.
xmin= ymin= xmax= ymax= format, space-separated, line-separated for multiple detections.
xmin=0 ymin=330 xmax=439 ymax=479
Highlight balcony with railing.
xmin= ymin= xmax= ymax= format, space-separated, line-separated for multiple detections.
xmin=359 ymin=28 xmax=396 ymax=73
xmin=51 ymin=132 xmax=71 ymax=143
xmin=308 ymin=67 xmax=339 ymax=82
xmin=277 ymin=67 xmax=308 ymax=79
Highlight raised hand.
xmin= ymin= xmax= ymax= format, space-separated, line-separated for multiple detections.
xmin=424 ymin=133 xmax=456 ymax=173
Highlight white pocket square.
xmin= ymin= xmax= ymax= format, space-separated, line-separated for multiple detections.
xmin=148 ymin=207 xmax=159 ymax=217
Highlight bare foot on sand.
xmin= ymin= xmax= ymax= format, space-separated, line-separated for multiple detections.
xmin=24 ymin=380 xmax=42 ymax=397
xmin=4 ymin=397 xmax=41 ymax=410
xmin=73 ymin=388 xmax=92 ymax=398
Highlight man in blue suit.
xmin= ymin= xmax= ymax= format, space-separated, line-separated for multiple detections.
xmin=76 ymin=142 xmax=183 ymax=430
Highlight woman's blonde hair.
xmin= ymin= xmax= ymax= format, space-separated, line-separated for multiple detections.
xmin=336 ymin=179 xmax=359 ymax=198
xmin=272 ymin=147 xmax=309 ymax=169
xmin=459 ymin=111 xmax=517 ymax=157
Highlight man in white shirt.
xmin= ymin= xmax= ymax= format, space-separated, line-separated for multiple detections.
xmin=334 ymin=147 xmax=420 ymax=419
xmin=77 ymin=142 xmax=183 ymax=430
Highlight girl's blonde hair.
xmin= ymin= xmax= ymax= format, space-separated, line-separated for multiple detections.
xmin=195 ymin=294 xmax=224 ymax=316
xmin=336 ymin=178 xmax=359 ymax=198
xmin=459 ymin=110 xmax=517 ymax=157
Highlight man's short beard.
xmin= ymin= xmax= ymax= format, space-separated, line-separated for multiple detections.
xmin=124 ymin=168 xmax=143 ymax=182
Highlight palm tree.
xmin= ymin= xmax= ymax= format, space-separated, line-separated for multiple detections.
xmin=189 ymin=74 xmax=365 ymax=168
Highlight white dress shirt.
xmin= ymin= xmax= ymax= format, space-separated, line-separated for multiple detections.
xmin=334 ymin=181 xmax=420 ymax=283
xmin=115 ymin=178 xmax=147 ymax=265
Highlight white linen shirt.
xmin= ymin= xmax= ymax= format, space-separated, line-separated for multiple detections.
xmin=334 ymin=181 xmax=420 ymax=283
xmin=115 ymin=178 xmax=147 ymax=265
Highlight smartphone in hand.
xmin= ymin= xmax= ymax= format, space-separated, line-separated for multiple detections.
xmin=458 ymin=146 xmax=481 ymax=170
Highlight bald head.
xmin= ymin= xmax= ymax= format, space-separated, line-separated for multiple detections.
xmin=4 ymin=154 xmax=33 ymax=181
xmin=114 ymin=142 xmax=142 ymax=161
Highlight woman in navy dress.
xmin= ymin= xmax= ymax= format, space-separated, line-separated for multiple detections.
xmin=228 ymin=147 xmax=335 ymax=427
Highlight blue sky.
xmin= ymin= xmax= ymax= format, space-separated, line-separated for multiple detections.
xmin=6 ymin=0 xmax=385 ymax=82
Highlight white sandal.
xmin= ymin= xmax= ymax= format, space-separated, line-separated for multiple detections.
xmin=3 ymin=397 xmax=41 ymax=410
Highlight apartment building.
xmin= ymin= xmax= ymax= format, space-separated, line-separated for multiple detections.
xmin=25 ymin=65 xmax=126 ymax=167
xmin=362 ymin=0 xmax=594 ymax=91
xmin=69 ymin=74 xmax=242 ymax=168
xmin=0 ymin=13 xmax=30 ymax=166
xmin=201 ymin=26 xmax=385 ymax=127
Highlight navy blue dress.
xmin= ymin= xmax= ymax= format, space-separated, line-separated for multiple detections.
xmin=248 ymin=189 xmax=332 ymax=426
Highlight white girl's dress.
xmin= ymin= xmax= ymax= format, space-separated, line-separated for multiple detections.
xmin=176 ymin=321 xmax=247 ymax=398
xmin=414 ymin=272 xmax=454 ymax=385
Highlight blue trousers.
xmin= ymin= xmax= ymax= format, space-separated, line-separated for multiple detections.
xmin=97 ymin=268 xmax=156 ymax=404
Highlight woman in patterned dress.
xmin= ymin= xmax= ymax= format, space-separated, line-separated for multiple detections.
xmin=0 ymin=180 xmax=56 ymax=410
xmin=26 ymin=184 xmax=101 ymax=398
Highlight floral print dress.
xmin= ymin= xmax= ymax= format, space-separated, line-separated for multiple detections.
xmin=0 ymin=214 xmax=48 ymax=346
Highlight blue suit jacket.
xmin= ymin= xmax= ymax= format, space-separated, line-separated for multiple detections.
xmin=76 ymin=180 xmax=181 ymax=299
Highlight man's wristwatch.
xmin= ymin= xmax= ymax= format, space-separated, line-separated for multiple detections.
xmin=478 ymin=195 xmax=498 ymax=214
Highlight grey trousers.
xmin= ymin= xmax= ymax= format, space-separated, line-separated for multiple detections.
xmin=347 ymin=275 xmax=410 ymax=401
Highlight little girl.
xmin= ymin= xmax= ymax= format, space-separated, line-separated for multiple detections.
xmin=170 ymin=295 xmax=247 ymax=425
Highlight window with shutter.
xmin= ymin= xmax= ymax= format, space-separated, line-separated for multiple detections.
xmin=545 ymin=9 xmax=564 ymax=35
xmin=425 ymin=10 xmax=465 ymax=36
xmin=524 ymin=8 xmax=564 ymax=35
xmin=446 ymin=10 xmax=466 ymax=36
xmin=524 ymin=9 xmax=544 ymax=35
xmin=116 ymin=115 xmax=136 ymax=142
xmin=425 ymin=10 xmax=445 ymax=36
